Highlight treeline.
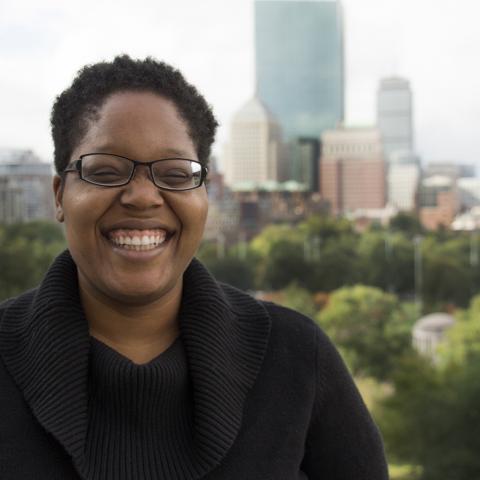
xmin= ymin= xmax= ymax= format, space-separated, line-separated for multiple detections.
xmin=0 ymin=221 xmax=66 ymax=300
xmin=199 ymin=212 xmax=480 ymax=311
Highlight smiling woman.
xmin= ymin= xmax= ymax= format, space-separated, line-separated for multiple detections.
xmin=0 ymin=56 xmax=388 ymax=479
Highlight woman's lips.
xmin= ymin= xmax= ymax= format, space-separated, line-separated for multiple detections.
xmin=107 ymin=228 xmax=168 ymax=251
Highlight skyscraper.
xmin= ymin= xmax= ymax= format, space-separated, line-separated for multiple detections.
xmin=377 ymin=77 xmax=414 ymax=160
xmin=223 ymin=96 xmax=283 ymax=187
xmin=255 ymin=0 xmax=344 ymax=141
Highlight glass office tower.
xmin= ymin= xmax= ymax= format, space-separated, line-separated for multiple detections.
xmin=255 ymin=0 xmax=345 ymax=141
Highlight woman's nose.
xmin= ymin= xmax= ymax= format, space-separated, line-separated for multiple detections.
xmin=119 ymin=164 xmax=165 ymax=209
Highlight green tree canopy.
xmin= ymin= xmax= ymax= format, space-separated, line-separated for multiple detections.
xmin=277 ymin=282 xmax=318 ymax=318
xmin=317 ymin=285 xmax=414 ymax=380
xmin=0 ymin=221 xmax=66 ymax=301
xmin=437 ymin=294 xmax=480 ymax=365
xmin=377 ymin=353 xmax=480 ymax=480
xmin=389 ymin=212 xmax=424 ymax=237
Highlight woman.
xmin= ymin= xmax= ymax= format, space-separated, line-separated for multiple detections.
xmin=0 ymin=56 xmax=388 ymax=479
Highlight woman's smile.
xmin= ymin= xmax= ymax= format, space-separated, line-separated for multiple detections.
xmin=108 ymin=229 xmax=168 ymax=250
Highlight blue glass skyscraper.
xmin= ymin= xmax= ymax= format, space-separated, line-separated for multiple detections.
xmin=255 ymin=0 xmax=344 ymax=141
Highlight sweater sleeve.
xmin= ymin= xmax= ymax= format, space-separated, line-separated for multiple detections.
xmin=301 ymin=326 xmax=389 ymax=479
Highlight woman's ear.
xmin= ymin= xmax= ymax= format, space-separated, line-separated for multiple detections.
xmin=52 ymin=175 xmax=64 ymax=223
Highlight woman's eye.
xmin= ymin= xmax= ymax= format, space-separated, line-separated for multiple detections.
xmin=90 ymin=170 xmax=122 ymax=177
xmin=166 ymin=170 xmax=189 ymax=177
xmin=160 ymin=170 xmax=191 ymax=184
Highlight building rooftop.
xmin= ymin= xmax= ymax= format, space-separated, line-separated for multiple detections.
xmin=231 ymin=180 xmax=307 ymax=192
xmin=233 ymin=96 xmax=277 ymax=124
xmin=422 ymin=175 xmax=453 ymax=188
xmin=413 ymin=312 xmax=455 ymax=334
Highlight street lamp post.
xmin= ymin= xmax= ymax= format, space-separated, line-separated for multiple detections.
xmin=414 ymin=235 xmax=423 ymax=316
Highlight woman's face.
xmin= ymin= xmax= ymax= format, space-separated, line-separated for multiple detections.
xmin=53 ymin=91 xmax=208 ymax=306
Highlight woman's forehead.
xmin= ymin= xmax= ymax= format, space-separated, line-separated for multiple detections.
xmin=75 ymin=92 xmax=197 ymax=160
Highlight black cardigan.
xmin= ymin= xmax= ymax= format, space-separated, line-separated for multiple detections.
xmin=0 ymin=251 xmax=388 ymax=479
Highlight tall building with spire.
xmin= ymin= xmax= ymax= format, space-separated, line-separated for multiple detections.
xmin=223 ymin=96 xmax=284 ymax=187
xmin=377 ymin=77 xmax=414 ymax=160
xmin=255 ymin=0 xmax=344 ymax=141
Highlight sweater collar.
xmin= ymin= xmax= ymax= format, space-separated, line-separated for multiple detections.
xmin=0 ymin=250 xmax=271 ymax=479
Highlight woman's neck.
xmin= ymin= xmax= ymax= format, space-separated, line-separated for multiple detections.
xmin=79 ymin=279 xmax=182 ymax=365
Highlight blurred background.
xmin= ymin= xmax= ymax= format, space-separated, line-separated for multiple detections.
xmin=1 ymin=0 xmax=480 ymax=478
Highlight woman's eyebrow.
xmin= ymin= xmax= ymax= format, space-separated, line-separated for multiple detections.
xmin=156 ymin=148 xmax=195 ymax=158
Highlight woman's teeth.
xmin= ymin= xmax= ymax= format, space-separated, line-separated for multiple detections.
xmin=108 ymin=229 xmax=167 ymax=251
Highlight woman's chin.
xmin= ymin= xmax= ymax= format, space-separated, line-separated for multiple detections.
xmin=104 ymin=282 xmax=178 ymax=308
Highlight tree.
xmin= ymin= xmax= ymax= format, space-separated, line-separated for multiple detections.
xmin=316 ymin=285 xmax=414 ymax=380
xmin=298 ymin=215 xmax=355 ymax=241
xmin=259 ymin=238 xmax=310 ymax=290
xmin=422 ymin=247 xmax=472 ymax=308
xmin=389 ymin=212 xmax=424 ymax=237
xmin=0 ymin=221 xmax=66 ymax=300
xmin=377 ymin=353 xmax=480 ymax=479
xmin=356 ymin=231 xmax=414 ymax=295
xmin=305 ymin=235 xmax=359 ymax=291
xmin=197 ymin=241 xmax=257 ymax=291
xmin=437 ymin=294 xmax=480 ymax=366
xmin=278 ymin=282 xmax=318 ymax=318
xmin=250 ymin=224 xmax=309 ymax=290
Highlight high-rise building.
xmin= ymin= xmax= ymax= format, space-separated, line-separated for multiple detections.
xmin=387 ymin=151 xmax=420 ymax=211
xmin=291 ymin=138 xmax=321 ymax=192
xmin=320 ymin=127 xmax=386 ymax=214
xmin=255 ymin=0 xmax=344 ymax=141
xmin=223 ymin=96 xmax=283 ymax=187
xmin=388 ymin=163 xmax=420 ymax=211
xmin=0 ymin=148 xmax=55 ymax=223
xmin=377 ymin=77 xmax=413 ymax=160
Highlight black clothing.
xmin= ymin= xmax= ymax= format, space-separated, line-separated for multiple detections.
xmin=0 ymin=251 xmax=388 ymax=479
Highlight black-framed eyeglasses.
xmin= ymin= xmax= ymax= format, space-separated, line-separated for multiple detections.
xmin=63 ymin=153 xmax=208 ymax=191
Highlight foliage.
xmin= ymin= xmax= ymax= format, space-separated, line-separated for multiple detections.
xmin=437 ymin=294 xmax=480 ymax=365
xmin=197 ymin=215 xmax=480 ymax=311
xmin=276 ymin=282 xmax=318 ymax=318
xmin=377 ymin=353 xmax=480 ymax=480
xmin=422 ymin=237 xmax=472 ymax=306
xmin=389 ymin=212 xmax=424 ymax=237
xmin=356 ymin=231 xmax=414 ymax=294
xmin=0 ymin=221 xmax=66 ymax=301
xmin=196 ymin=241 xmax=256 ymax=291
xmin=249 ymin=224 xmax=309 ymax=289
xmin=316 ymin=285 xmax=414 ymax=380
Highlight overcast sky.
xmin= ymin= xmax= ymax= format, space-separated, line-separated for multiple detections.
xmin=1 ymin=0 xmax=479 ymax=170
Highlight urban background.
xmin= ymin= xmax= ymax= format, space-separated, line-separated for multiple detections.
xmin=2 ymin=0 xmax=480 ymax=478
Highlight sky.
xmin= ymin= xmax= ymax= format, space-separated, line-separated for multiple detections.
xmin=1 ymin=0 xmax=479 ymax=170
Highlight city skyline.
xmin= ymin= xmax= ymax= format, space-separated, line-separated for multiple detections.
xmin=1 ymin=0 xmax=479 ymax=169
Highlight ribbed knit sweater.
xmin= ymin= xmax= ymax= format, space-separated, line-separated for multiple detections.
xmin=85 ymin=337 xmax=194 ymax=479
xmin=0 ymin=251 xmax=389 ymax=479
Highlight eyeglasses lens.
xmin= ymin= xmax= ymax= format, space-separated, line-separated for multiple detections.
xmin=81 ymin=155 xmax=203 ymax=190
xmin=152 ymin=159 xmax=202 ymax=189
xmin=82 ymin=154 xmax=131 ymax=186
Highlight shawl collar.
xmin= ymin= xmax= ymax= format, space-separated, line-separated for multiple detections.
xmin=0 ymin=251 xmax=89 ymax=464
xmin=0 ymin=250 xmax=271 ymax=479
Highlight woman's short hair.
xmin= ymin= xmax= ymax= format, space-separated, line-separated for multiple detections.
xmin=51 ymin=55 xmax=218 ymax=174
